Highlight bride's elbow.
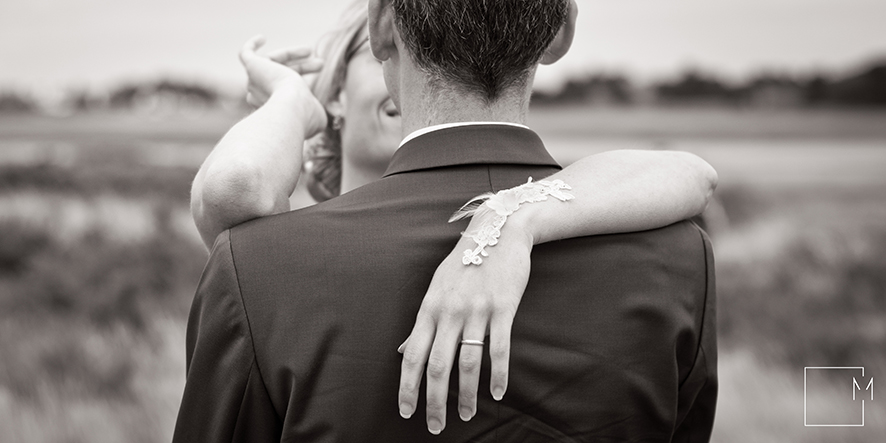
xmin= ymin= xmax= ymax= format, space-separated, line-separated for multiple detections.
xmin=199 ymin=159 xmax=278 ymax=223
xmin=702 ymin=160 xmax=719 ymax=196
xmin=684 ymin=153 xmax=718 ymax=207
xmin=666 ymin=151 xmax=716 ymax=191
xmin=664 ymin=150 xmax=718 ymax=210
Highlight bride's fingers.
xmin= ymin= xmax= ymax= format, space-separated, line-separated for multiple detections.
xmin=424 ymin=320 xmax=460 ymax=435
xmin=242 ymin=35 xmax=266 ymax=55
xmin=285 ymin=58 xmax=324 ymax=74
xmin=398 ymin=315 xmax=434 ymax=420
xmin=488 ymin=312 xmax=514 ymax=401
xmin=266 ymin=48 xmax=323 ymax=74
xmin=457 ymin=318 xmax=487 ymax=422
xmin=239 ymin=35 xmax=266 ymax=66
xmin=267 ymin=46 xmax=312 ymax=63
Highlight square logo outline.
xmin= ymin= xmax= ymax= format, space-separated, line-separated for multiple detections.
xmin=804 ymin=366 xmax=869 ymax=427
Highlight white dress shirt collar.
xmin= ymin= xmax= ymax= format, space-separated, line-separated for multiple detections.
xmin=398 ymin=121 xmax=530 ymax=148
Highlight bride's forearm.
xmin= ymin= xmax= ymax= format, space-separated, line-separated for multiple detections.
xmin=466 ymin=149 xmax=717 ymax=249
xmin=191 ymin=83 xmax=312 ymax=248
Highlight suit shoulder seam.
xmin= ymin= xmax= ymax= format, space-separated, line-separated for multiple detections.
xmin=227 ymin=229 xmax=278 ymax=418
xmin=678 ymin=224 xmax=711 ymax=388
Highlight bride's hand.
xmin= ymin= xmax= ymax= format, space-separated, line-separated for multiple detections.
xmin=397 ymin=219 xmax=533 ymax=434
xmin=266 ymin=46 xmax=324 ymax=74
xmin=239 ymin=35 xmax=326 ymax=137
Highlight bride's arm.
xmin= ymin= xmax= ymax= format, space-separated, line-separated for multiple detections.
xmin=397 ymin=149 xmax=718 ymax=431
xmin=512 ymin=149 xmax=717 ymax=243
xmin=191 ymin=36 xmax=326 ymax=249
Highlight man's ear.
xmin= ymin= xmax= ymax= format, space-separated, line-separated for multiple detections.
xmin=368 ymin=0 xmax=395 ymax=62
xmin=540 ymin=0 xmax=578 ymax=65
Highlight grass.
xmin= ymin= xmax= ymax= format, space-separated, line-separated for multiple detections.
xmin=707 ymin=183 xmax=886 ymax=441
xmin=0 ymin=191 xmax=204 ymax=442
xmin=0 ymin=314 xmax=186 ymax=443
xmin=715 ymin=183 xmax=886 ymax=360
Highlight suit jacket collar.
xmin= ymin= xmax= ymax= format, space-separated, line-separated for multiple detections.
xmin=382 ymin=124 xmax=561 ymax=177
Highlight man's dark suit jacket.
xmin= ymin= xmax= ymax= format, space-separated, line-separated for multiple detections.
xmin=173 ymin=125 xmax=717 ymax=442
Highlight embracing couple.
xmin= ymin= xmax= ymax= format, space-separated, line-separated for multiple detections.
xmin=174 ymin=0 xmax=718 ymax=441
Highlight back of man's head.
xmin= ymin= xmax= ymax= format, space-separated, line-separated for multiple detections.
xmin=391 ymin=0 xmax=569 ymax=102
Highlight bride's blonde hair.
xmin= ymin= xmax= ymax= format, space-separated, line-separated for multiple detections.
xmin=304 ymin=0 xmax=369 ymax=202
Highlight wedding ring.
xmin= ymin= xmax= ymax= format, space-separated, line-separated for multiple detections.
xmin=460 ymin=339 xmax=485 ymax=346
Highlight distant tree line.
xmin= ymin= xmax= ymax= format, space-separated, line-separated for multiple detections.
xmin=69 ymin=79 xmax=233 ymax=113
xmin=0 ymin=91 xmax=39 ymax=113
xmin=2 ymin=60 xmax=885 ymax=114
xmin=533 ymin=60 xmax=886 ymax=108
xmin=0 ymin=79 xmax=244 ymax=115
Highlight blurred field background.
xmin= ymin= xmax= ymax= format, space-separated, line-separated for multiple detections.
xmin=2 ymin=101 xmax=884 ymax=441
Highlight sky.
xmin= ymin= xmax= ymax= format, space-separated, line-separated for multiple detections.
xmin=1 ymin=0 xmax=884 ymax=98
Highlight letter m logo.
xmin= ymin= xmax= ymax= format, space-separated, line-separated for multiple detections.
xmin=853 ymin=376 xmax=874 ymax=401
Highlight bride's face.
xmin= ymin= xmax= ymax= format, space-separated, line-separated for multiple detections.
xmin=338 ymin=40 xmax=402 ymax=177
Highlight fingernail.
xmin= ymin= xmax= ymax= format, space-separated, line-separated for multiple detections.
xmin=492 ymin=387 xmax=504 ymax=401
xmin=397 ymin=340 xmax=407 ymax=354
xmin=399 ymin=403 xmax=412 ymax=419
xmin=428 ymin=419 xmax=443 ymax=435
xmin=459 ymin=407 xmax=472 ymax=422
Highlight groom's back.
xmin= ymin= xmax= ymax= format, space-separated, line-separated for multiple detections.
xmin=214 ymin=131 xmax=716 ymax=441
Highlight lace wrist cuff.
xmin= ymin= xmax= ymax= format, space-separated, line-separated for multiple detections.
xmin=448 ymin=177 xmax=574 ymax=265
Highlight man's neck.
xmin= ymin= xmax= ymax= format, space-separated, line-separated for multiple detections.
xmin=397 ymin=80 xmax=532 ymax=139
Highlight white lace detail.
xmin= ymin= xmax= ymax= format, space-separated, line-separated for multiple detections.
xmin=448 ymin=177 xmax=574 ymax=265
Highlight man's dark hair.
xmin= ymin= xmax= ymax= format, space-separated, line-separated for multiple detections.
xmin=391 ymin=0 xmax=569 ymax=102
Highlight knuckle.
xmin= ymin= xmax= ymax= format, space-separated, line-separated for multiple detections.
xmin=491 ymin=364 xmax=509 ymax=382
xmin=399 ymin=381 xmax=417 ymax=396
xmin=475 ymin=294 xmax=495 ymax=310
xmin=415 ymin=309 xmax=436 ymax=324
xmin=441 ymin=301 xmax=467 ymax=317
xmin=493 ymin=304 xmax=516 ymax=318
xmin=401 ymin=348 xmax=423 ymax=369
xmin=426 ymin=396 xmax=446 ymax=414
xmin=459 ymin=353 xmax=481 ymax=374
xmin=426 ymin=355 xmax=450 ymax=379
xmin=489 ymin=343 xmax=509 ymax=361
xmin=459 ymin=389 xmax=476 ymax=404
